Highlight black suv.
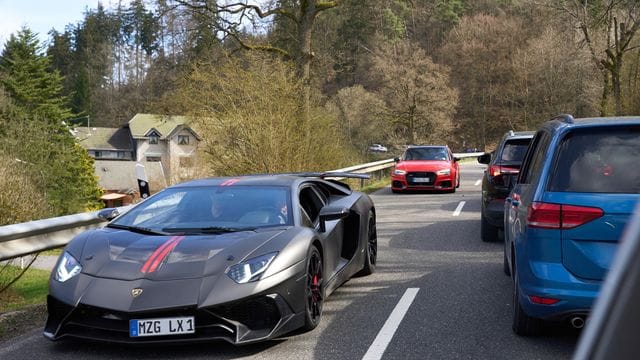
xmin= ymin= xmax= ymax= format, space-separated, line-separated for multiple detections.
xmin=477 ymin=130 xmax=534 ymax=242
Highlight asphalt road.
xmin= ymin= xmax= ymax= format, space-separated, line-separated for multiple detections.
xmin=0 ymin=162 xmax=579 ymax=359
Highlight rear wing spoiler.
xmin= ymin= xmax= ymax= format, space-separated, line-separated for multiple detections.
xmin=285 ymin=172 xmax=371 ymax=180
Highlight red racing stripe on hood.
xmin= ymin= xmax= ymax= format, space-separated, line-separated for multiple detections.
xmin=140 ymin=235 xmax=185 ymax=273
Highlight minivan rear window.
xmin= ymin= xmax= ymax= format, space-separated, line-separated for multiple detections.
xmin=549 ymin=126 xmax=640 ymax=193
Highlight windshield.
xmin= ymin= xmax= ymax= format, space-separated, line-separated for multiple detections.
xmin=111 ymin=185 xmax=292 ymax=233
xmin=404 ymin=147 xmax=448 ymax=161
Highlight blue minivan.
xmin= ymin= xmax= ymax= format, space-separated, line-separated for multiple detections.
xmin=504 ymin=115 xmax=640 ymax=336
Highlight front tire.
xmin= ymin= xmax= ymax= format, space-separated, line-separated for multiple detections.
xmin=358 ymin=211 xmax=377 ymax=276
xmin=303 ymin=246 xmax=323 ymax=331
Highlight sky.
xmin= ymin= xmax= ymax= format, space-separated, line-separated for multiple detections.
xmin=0 ymin=0 xmax=130 ymax=48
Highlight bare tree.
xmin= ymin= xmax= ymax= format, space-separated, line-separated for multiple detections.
xmin=439 ymin=14 xmax=525 ymax=149
xmin=551 ymin=0 xmax=640 ymax=115
xmin=163 ymin=52 xmax=350 ymax=175
xmin=170 ymin=0 xmax=342 ymax=124
xmin=325 ymin=85 xmax=388 ymax=154
xmin=371 ymin=41 xmax=458 ymax=146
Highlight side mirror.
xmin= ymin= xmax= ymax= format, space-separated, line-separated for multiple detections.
xmin=477 ymin=153 xmax=491 ymax=164
xmin=318 ymin=206 xmax=350 ymax=232
xmin=97 ymin=208 xmax=119 ymax=221
xmin=453 ymin=157 xmax=461 ymax=162
xmin=394 ymin=157 xmax=400 ymax=162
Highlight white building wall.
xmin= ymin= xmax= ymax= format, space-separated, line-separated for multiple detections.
xmin=168 ymin=129 xmax=198 ymax=182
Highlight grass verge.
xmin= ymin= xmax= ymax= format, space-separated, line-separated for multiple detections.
xmin=360 ymin=177 xmax=390 ymax=194
xmin=0 ymin=265 xmax=50 ymax=314
xmin=0 ymin=265 xmax=50 ymax=341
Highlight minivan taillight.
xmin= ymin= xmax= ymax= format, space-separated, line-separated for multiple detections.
xmin=488 ymin=165 xmax=519 ymax=186
xmin=527 ymin=202 xmax=603 ymax=229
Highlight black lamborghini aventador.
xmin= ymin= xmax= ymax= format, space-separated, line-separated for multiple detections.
xmin=44 ymin=173 xmax=377 ymax=344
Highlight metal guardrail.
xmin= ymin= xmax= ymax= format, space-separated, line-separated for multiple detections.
xmin=0 ymin=152 xmax=484 ymax=261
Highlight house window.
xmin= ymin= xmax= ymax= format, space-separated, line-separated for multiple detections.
xmin=149 ymin=136 xmax=159 ymax=144
xmin=93 ymin=151 xmax=102 ymax=158
xmin=146 ymin=156 xmax=161 ymax=162
xmin=178 ymin=135 xmax=189 ymax=145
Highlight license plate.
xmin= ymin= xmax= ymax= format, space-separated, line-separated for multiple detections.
xmin=412 ymin=177 xmax=430 ymax=183
xmin=129 ymin=316 xmax=195 ymax=337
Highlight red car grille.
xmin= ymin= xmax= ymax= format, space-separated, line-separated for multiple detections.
xmin=406 ymin=172 xmax=436 ymax=186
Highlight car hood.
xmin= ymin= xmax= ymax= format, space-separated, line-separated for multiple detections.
xmin=396 ymin=160 xmax=451 ymax=171
xmin=78 ymin=227 xmax=286 ymax=281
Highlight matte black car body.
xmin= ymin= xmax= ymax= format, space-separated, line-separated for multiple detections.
xmin=45 ymin=174 xmax=377 ymax=345
xmin=477 ymin=131 xmax=534 ymax=242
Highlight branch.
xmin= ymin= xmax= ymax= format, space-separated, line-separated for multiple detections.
xmin=216 ymin=2 xmax=298 ymax=23
xmin=227 ymin=31 xmax=291 ymax=59
xmin=316 ymin=1 xmax=342 ymax=12
xmin=0 ymin=254 xmax=39 ymax=294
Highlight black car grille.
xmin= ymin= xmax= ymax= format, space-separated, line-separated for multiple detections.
xmin=49 ymin=295 xmax=282 ymax=343
xmin=406 ymin=172 xmax=436 ymax=186
xmin=58 ymin=303 xmax=234 ymax=342
xmin=212 ymin=296 xmax=280 ymax=331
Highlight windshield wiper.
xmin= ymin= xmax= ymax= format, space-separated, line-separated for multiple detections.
xmin=162 ymin=226 xmax=255 ymax=234
xmin=106 ymin=224 xmax=170 ymax=236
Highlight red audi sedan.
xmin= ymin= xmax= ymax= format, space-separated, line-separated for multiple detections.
xmin=391 ymin=145 xmax=460 ymax=193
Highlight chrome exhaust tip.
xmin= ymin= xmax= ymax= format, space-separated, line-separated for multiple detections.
xmin=570 ymin=316 xmax=585 ymax=329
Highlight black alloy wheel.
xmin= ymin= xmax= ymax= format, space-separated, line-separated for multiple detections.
xmin=303 ymin=246 xmax=323 ymax=330
xmin=359 ymin=211 xmax=377 ymax=276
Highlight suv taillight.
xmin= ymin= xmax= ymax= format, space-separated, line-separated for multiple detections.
xmin=527 ymin=202 xmax=604 ymax=229
xmin=488 ymin=165 xmax=520 ymax=186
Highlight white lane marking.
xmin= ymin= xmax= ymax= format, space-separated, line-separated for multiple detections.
xmin=453 ymin=201 xmax=466 ymax=216
xmin=474 ymin=179 xmax=482 ymax=186
xmin=362 ymin=288 xmax=420 ymax=360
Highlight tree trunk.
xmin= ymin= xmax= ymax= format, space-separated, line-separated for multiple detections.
xmin=600 ymin=71 xmax=611 ymax=117
xmin=613 ymin=53 xmax=624 ymax=115
xmin=297 ymin=1 xmax=315 ymax=128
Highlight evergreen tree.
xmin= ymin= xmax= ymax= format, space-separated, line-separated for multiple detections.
xmin=0 ymin=28 xmax=73 ymax=123
xmin=0 ymin=28 xmax=102 ymax=216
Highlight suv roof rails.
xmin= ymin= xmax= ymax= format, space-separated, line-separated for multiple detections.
xmin=508 ymin=130 xmax=515 ymax=136
xmin=552 ymin=114 xmax=574 ymax=124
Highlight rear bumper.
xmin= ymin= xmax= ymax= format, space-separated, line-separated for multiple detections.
xmin=482 ymin=198 xmax=506 ymax=227
xmin=516 ymin=260 xmax=600 ymax=321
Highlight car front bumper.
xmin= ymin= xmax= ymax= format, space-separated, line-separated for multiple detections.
xmin=44 ymin=261 xmax=307 ymax=345
xmin=391 ymin=173 xmax=455 ymax=191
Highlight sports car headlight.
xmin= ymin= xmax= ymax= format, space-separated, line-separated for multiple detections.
xmin=436 ymin=169 xmax=451 ymax=175
xmin=55 ymin=252 xmax=82 ymax=282
xmin=394 ymin=169 xmax=407 ymax=175
xmin=226 ymin=252 xmax=278 ymax=284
